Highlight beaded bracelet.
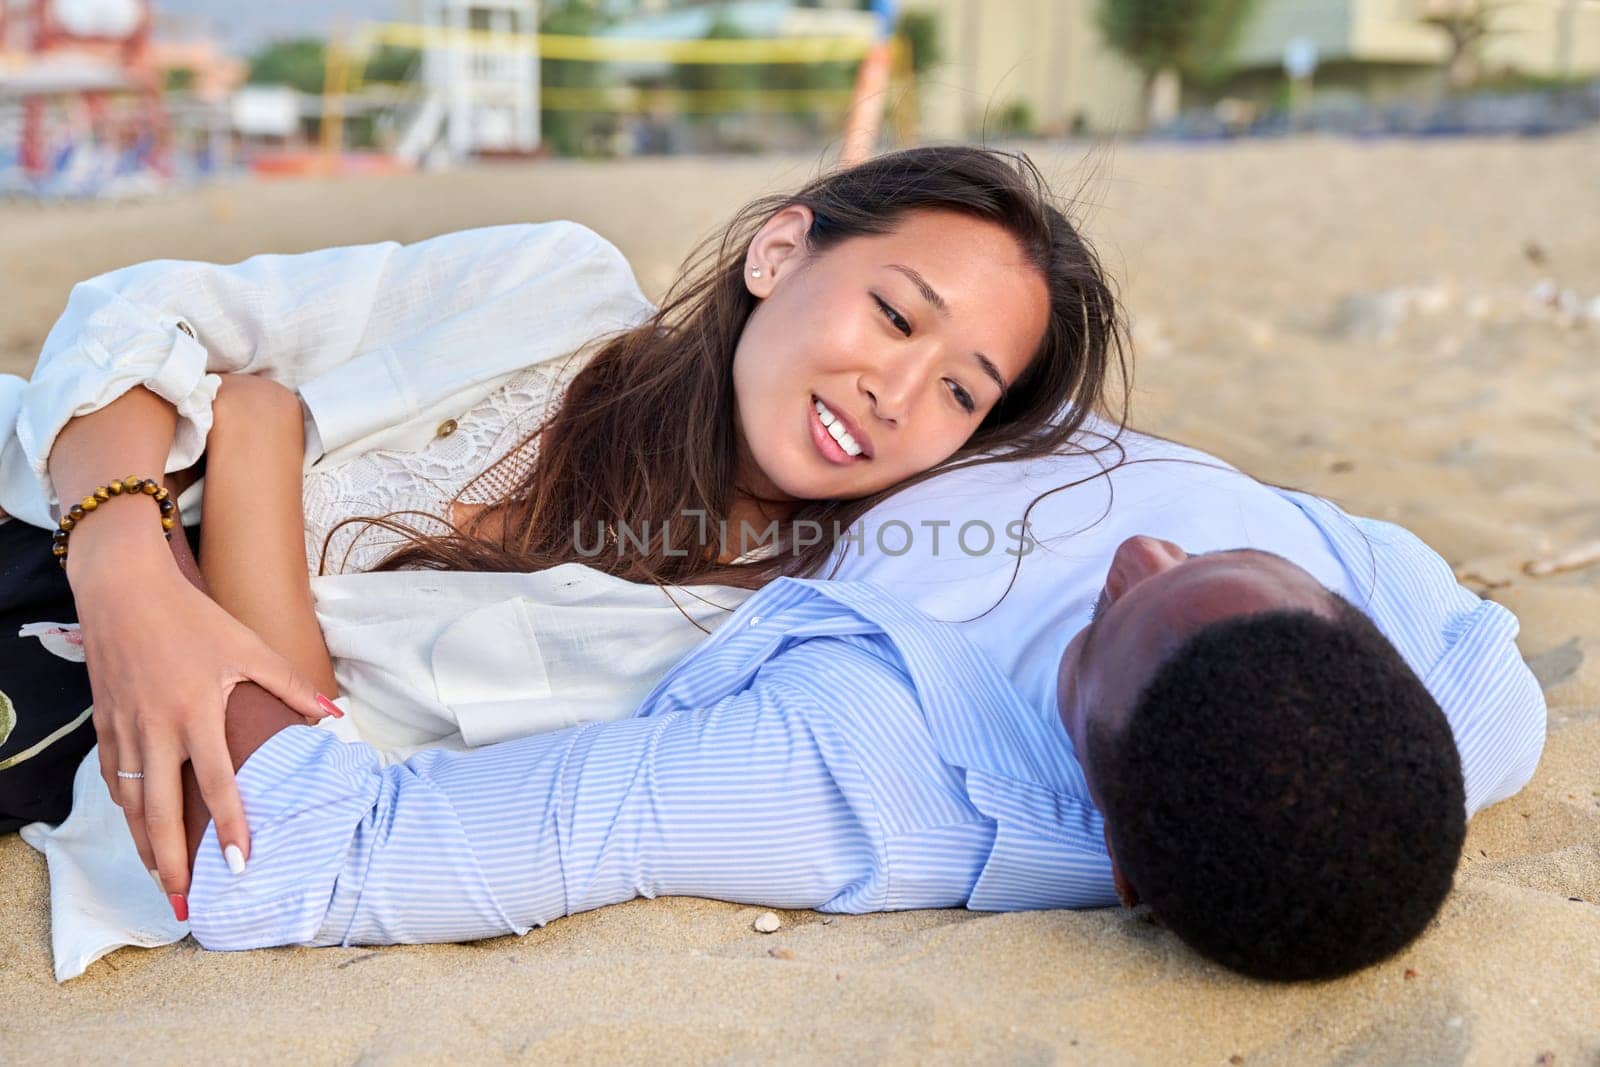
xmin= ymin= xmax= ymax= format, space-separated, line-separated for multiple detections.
xmin=53 ymin=476 xmax=177 ymax=567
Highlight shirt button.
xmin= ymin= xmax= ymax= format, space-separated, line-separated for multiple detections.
xmin=435 ymin=418 xmax=459 ymax=438
xmin=749 ymin=616 xmax=762 ymax=627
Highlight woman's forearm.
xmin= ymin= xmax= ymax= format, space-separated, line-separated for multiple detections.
xmin=200 ymin=378 xmax=337 ymax=696
xmin=48 ymin=386 xmax=183 ymax=583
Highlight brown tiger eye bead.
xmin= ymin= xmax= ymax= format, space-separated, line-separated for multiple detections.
xmin=68 ymin=504 xmax=86 ymax=520
xmin=141 ymin=481 xmax=159 ymax=495
xmin=107 ymin=480 xmax=124 ymax=496
xmin=158 ymin=498 xmax=176 ymax=514
xmin=160 ymin=516 xmax=176 ymax=532
xmin=92 ymin=486 xmax=110 ymax=502
xmin=152 ymin=486 xmax=170 ymax=502
xmin=122 ymin=476 xmax=140 ymax=492
xmin=58 ymin=514 xmax=76 ymax=531
xmin=52 ymin=542 xmax=67 ymax=557
xmin=80 ymin=496 xmax=99 ymax=512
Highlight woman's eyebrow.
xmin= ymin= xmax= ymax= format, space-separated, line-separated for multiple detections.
xmin=886 ymin=263 xmax=1010 ymax=398
xmin=887 ymin=263 xmax=948 ymax=316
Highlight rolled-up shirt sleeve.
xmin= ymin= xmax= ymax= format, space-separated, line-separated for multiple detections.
xmin=1425 ymin=597 xmax=1547 ymax=818
xmin=188 ymin=683 xmax=883 ymax=950
xmin=5 ymin=221 xmax=650 ymax=520
xmin=16 ymin=239 xmax=397 ymax=514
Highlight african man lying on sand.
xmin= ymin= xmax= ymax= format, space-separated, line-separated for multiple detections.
xmin=169 ymin=412 xmax=1542 ymax=983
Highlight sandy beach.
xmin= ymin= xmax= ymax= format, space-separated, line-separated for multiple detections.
xmin=2 ymin=133 xmax=1597 ymax=1063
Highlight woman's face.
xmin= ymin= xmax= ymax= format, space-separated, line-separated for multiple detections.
xmin=730 ymin=205 xmax=1050 ymax=505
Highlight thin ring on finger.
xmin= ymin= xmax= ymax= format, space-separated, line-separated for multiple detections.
xmin=116 ymin=762 xmax=147 ymax=807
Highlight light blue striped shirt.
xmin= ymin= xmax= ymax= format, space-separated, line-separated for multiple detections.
xmin=188 ymin=499 xmax=1544 ymax=950
xmin=1282 ymin=490 xmax=1545 ymax=817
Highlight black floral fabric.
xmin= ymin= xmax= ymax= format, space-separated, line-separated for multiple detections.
xmin=0 ymin=518 xmax=95 ymax=834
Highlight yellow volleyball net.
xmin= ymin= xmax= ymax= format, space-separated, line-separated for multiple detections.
xmin=346 ymin=24 xmax=880 ymax=67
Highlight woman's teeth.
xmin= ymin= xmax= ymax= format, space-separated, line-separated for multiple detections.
xmin=814 ymin=400 xmax=863 ymax=457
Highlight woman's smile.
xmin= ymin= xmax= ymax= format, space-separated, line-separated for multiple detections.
xmin=809 ymin=395 xmax=871 ymax=465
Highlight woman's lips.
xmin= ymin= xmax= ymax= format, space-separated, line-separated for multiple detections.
xmin=808 ymin=398 xmax=862 ymax=466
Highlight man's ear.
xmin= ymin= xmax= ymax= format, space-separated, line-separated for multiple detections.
xmin=1104 ymin=824 xmax=1140 ymax=908
xmin=744 ymin=204 xmax=814 ymax=299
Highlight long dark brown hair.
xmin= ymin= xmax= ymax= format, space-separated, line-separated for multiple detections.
xmin=334 ymin=144 xmax=1130 ymax=587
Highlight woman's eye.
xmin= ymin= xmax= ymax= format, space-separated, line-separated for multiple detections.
xmin=873 ymin=295 xmax=911 ymax=336
xmin=946 ymin=380 xmax=976 ymax=414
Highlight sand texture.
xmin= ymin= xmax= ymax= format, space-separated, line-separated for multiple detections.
xmin=2 ymin=134 xmax=1597 ymax=1063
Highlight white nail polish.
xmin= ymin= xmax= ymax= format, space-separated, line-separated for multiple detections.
xmin=224 ymin=843 xmax=247 ymax=876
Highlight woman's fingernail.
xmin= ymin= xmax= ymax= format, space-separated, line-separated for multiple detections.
xmin=169 ymin=894 xmax=189 ymax=922
xmin=316 ymin=693 xmax=344 ymax=719
xmin=224 ymin=843 xmax=247 ymax=876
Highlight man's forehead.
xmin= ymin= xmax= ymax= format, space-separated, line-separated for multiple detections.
xmin=1077 ymin=546 xmax=1317 ymax=665
xmin=1101 ymin=547 xmax=1318 ymax=647
xmin=1177 ymin=550 xmax=1337 ymax=627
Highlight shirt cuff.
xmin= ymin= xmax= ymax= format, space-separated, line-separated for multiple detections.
xmin=18 ymin=313 xmax=217 ymax=513
xmin=188 ymin=726 xmax=382 ymax=950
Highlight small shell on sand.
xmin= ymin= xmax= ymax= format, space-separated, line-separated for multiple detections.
xmin=753 ymin=912 xmax=782 ymax=934
xmin=1523 ymin=541 xmax=1600 ymax=578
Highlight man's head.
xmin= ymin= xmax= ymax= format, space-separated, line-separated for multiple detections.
xmin=1056 ymin=536 xmax=1466 ymax=981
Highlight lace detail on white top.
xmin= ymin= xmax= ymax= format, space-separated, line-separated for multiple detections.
xmin=302 ymin=362 xmax=577 ymax=575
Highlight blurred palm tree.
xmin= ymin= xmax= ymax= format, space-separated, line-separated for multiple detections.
xmin=1414 ymin=0 xmax=1514 ymax=93
xmin=1096 ymin=0 xmax=1260 ymax=131
xmin=541 ymin=0 xmax=618 ymax=156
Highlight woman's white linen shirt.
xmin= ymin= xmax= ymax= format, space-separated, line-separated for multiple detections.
xmin=0 ymin=221 xmax=754 ymax=751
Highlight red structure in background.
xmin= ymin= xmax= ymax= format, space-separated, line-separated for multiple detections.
xmin=2 ymin=0 xmax=170 ymax=181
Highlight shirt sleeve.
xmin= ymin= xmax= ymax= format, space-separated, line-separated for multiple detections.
xmin=9 ymin=221 xmax=651 ymax=515
xmin=1422 ymin=596 xmax=1547 ymax=818
xmin=1353 ymin=514 xmax=1548 ymax=818
xmin=187 ymin=684 xmax=883 ymax=950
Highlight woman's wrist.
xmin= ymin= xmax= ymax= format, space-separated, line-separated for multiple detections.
xmin=62 ymin=497 xmax=178 ymax=586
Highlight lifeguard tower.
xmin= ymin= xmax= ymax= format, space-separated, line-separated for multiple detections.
xmin=395 ymin=0 xmax=540 ymax=166
xmin=0 ymin=0 xmax=169 ymax=193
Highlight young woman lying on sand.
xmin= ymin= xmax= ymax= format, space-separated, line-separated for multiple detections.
xmin=0 ymin=145 xmax=1127 ymax=922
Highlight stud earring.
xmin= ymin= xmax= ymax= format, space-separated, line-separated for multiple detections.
xmin=750 ymin=267 xmax=763 ymax=278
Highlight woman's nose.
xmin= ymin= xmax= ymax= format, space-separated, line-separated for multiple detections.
xmin=861 ymin=345 xmax=936 ymax=424
xmin=862 ymin=377 xmax=912 ymax=426
xmin=1106 ymin=535 xmax=1188 ymax=597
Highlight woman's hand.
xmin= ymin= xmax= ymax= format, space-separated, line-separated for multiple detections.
xmin=44 ymin=385 xmax=333 ymax=910
xmin=68 ymin=495 xmax=334 ymax=913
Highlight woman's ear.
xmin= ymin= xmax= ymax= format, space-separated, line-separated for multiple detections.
xmin=745 ymin=204 xmax=814 ymax=298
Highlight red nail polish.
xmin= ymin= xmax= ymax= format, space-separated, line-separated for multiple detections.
xmin=316 ymin=693 xmax=344 ymax=719
xmin=169 ymin=893 xmax=189 ymax=922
